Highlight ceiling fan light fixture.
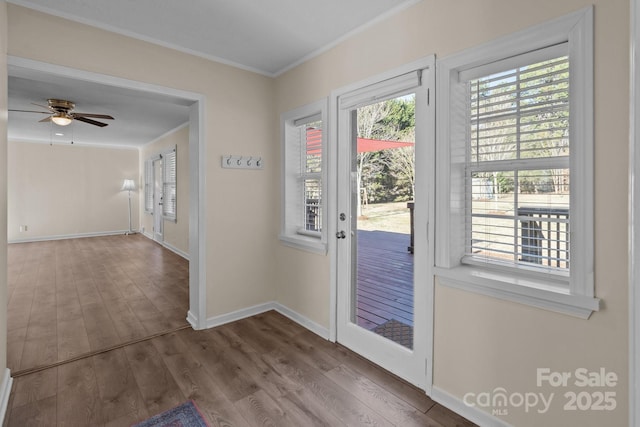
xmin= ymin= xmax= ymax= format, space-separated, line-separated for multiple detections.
xmin=51 ymin=113 xmax=72 ymax=126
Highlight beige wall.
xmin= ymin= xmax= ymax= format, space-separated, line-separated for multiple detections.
xmin=140 ymin=125 xmax=189 ymax=255
xmin=274 ymin=1 xmax=629 ymax=426
xmin=7 ymin=141 xmax=139 ymax=241
xmin=6 ymin=4 xmax=277 ymax=317
xmin=0 ymin=0 xmax=9 ymax=379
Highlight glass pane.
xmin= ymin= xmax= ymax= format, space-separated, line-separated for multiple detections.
xmin=469 ymin=168 xmax=569 ymax=269
xmin=304 ymin=121 xmax=322 ymax=173
xmin=353 ymin=94 xmax=415 ymax=349
xmin=470 ymin=56 xmax=570 ymax=163
xmin=303 ymin=179 xmax=321 ymax=232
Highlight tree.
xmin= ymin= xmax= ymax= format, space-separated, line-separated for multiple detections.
xmin=355 ymin=96 xmax=416 ymax=213
xmin=386 ymin=146 xmax=415 ymax=201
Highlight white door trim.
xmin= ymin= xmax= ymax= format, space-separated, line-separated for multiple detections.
xmin=328 ymin=55 xmax=436 ymax=392
xmin=630 ymin=0 xmax=640 ymax=424
xmin=7 ymin=56 xmax=208 ymax=329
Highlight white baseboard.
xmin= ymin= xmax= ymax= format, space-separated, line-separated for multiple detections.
xmin=0 ymin=369 xmax=13 ymax=424
xmin=204 ymin=301 xmax=330 ymax=341
xmin=139 ymin=231 xmax=189 ymax=261
xmin=186 ymin=310 xmax=199 ymax=329
xmin=205 ymin=302 xmax=277 ymax=329
xmin=162 ymin=241 xmax=190 ymax=261
xmin=431 ymin=386 xmax=512 ymax=427
xmin=8 ymin=230 xmax=130 ymax=244
xmin=273 ymin=303 xmax=330 ymax=340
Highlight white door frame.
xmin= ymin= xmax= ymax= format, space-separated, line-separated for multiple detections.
xmin=630 ymin=0 xmax=640 ymax=424
xmin=7 ymin=56 xmax=208 ymax=330
xmin=328 ymin=55 xmax=436 ymax=392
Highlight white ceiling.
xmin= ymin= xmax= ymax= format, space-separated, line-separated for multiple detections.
xmin=7 ymin=0 xmax=420 ymax=147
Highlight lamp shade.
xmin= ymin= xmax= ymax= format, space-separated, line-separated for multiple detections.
xmin=51 ymin=113 xmax=72 ymax=126
xmin=121 ymin=179 xmax=136 ymax=191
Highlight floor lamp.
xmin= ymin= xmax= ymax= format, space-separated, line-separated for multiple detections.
xmin=121 ymin=179 xmax=136 ymax=235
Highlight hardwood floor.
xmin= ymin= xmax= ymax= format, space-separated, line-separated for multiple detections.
xmin=7 ymin=234 xmax=189 ymax=374
xmin=5 ymin=311 xmax=476 ymax=427
xmin=5 ymin=235 xmax=476 ymax=426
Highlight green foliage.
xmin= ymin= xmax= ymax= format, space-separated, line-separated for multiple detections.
xmin=496 ymin=173 xmax=514 ymax=194
xmin=357 ymin=96 xmax=416 ymax=204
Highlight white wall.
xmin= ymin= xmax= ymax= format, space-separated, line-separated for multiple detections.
xmin=140 ymin=125 xmax=189 ymax=255
xmin=274 ymin=1 xmax=629 ymax=426
xmin=7 ymin=141 xmax=139 ymax=241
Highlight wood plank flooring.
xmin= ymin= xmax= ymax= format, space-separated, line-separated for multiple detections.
xmin=5 ymin=311 xmax=476 ymax=427
xmin=7 ymin=234 xmax=189 ymax=374
xmin=357 ymin=230 xmax=414 ymax=330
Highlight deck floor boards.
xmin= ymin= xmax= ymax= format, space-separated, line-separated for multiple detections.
xmin=357 ymin=230 xmax=414 ymax=330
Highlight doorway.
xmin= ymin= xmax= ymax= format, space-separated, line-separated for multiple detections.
xmin=334 ymin=57 xmax=435 ymax=389
xmin=7 ymin=56 xmax=208 ymax=330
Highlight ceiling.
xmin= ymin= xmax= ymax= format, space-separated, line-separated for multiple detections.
xmin=7 ymin=0 xmax=419 ymax=147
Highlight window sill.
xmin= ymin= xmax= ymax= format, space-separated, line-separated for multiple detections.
xmin=279 ymin=234 xmax=327 ymax=255
xmin=434 ymin=265 xmax=600 ymax=319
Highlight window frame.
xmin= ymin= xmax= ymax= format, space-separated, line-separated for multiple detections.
xmin=143 ymin=145 xmax=177 ymax=222
xmin=434 ymin=7 xmax=599 ymax=318
xmin=464 ymin=47 xmax=571 ymax=273
xmin=280 ymin=99 xmax=328 ymax=254
xmin=162 ymin=147 xmax=177 ymax=222
xmin=144 ymin=158 xmax=153 ymax=214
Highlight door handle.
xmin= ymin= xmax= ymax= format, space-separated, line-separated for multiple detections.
xmin=336 ymin=230 xmax=346 ymax=239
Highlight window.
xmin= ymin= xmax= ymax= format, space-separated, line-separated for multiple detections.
xmin=435 ymin=7 xmax=599 ymax=318
xmin=143 ymin=146 xmax=177 ymax=221
xmin=280 ymin=99 xmax=327 ymax=253
xmin=144 ymin=159 xmax=153 ymax=214
xmin=466 ymin=47 xmax=570 ymax=272
xmin=162 ymin=147 xmax=177 ymax=221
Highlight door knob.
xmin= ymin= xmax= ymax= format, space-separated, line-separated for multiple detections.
xmin=336 ymin=230 xmax=346 ymax=239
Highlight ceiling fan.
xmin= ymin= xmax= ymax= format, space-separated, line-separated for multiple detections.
xmin=9 ymin=98 xmax=114 ymax=127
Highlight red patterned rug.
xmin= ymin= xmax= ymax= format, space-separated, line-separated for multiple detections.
xmin=132 ymin=400 xmax=209 ymax=427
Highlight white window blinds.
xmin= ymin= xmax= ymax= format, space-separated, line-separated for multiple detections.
xmin=339 ymin=70 xmax=422 ymax=110
xmin=462 ymin=46 xmax=571 ymax=271
xmin=162 ymin=147 xmax=177 ymax=221
xmin=298 ymin=118 xmax=322 ymax=234
xmin=144 ymin=159 xmax=153 ymax=214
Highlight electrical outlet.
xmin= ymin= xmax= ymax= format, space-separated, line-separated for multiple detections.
xmin=19 ymin=225 xmax=28 ymax=232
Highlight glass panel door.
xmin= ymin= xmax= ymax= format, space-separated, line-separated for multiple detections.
xmin=353 ymin=94 xmax=416 ymax=350
xmin=335 ymin=62 xmax=433 ymax=388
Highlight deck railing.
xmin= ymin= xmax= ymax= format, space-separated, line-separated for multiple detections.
xmin=305 ymin=198 xmax=321 ymax=232
xmin=517 ymin=206 xmax=569 ymax=268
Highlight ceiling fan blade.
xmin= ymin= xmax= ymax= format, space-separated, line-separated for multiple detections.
xmin=39 ymin=116 xmax=52 ymax=123
xmin=8 ymin=109 xmax=50 ymax=114
xmin=72 ymin=113 xmax=114 ymax=120
xmin=74 ymin=116 xmax=109 ymax=127
xmin=31 ymin=102 xmax=52 ymax=110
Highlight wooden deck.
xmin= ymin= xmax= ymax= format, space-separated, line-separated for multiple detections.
xmin=356 ymin=230 xmax=414 ymax=330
